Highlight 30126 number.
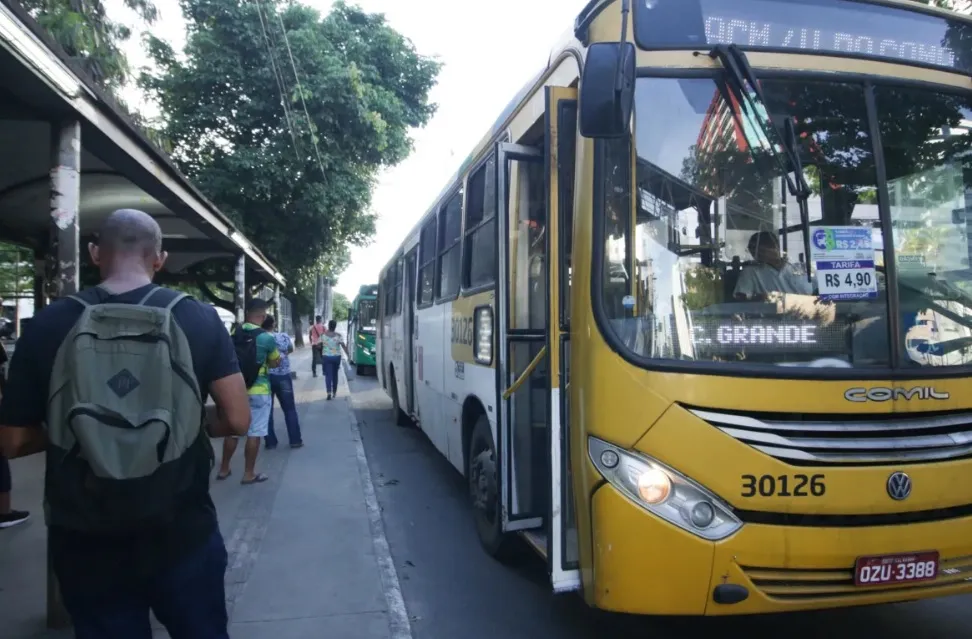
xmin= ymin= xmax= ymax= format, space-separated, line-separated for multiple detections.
xmin=741 ymin=474 xmax=826 ymax=497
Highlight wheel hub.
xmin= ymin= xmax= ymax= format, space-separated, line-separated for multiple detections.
xmin=470 ymin=448 xmax=496 ymax=516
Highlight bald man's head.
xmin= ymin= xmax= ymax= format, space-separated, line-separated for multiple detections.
xmin=88 ymin=209 xmax=167 ymax=279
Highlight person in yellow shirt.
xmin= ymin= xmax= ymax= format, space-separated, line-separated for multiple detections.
xmin=217 ymin=299 xmax=280 ymax=484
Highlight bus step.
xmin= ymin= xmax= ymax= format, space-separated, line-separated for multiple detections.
xmin=520 ymin=529 xmax=548 ymax=559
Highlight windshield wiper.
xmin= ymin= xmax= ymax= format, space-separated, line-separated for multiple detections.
xmin=708 ymin=44 xmax=812 ymax=202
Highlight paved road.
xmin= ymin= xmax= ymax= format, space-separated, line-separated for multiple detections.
xmin=346 ymin=370 xmax=972 ymax=639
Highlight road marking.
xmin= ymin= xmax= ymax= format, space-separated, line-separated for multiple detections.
xmin=340 ymin=362 xmax=414 ymax=639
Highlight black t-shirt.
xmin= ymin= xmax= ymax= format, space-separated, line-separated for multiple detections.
xmin=0 ymin=284 xmax=240 ymax=586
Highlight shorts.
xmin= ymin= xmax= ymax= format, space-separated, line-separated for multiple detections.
xmin=245 ymin=394 xmax=272 ymax=438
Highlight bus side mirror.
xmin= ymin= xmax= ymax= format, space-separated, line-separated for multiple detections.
xmin=579 ymin=42 xmax=636 ymax=139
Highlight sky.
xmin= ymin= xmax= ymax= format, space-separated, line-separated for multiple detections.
xmin=110 ymin=0 xmax=590 ymax=297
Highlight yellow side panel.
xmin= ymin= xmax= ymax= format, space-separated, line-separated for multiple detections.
xmin=546 ymin=85 xmax=577 ymax=390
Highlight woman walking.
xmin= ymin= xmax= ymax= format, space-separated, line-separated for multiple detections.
xmin=321 ymin=319 xmax=348 ymax=400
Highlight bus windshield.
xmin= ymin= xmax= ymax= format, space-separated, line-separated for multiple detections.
xmin=599 ymin=75 xmax=972 ymax=370
xmin=357 ymin=298 xmax=378 ymax=332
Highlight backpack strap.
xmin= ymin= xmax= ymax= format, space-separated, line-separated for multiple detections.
xmin=67 ymin=286 xmax=187 ymax=310
xmin=136 ymin=286 xmax=189 ymax=311
xmin=137 ymin=286 xmax=162 ymax=305
xmin=68 ymin=286 xmax=110 ymax=308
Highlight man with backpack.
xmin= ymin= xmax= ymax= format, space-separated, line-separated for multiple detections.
xmin=217 ymin=298 xmax=280 ymax=485
xmin=0 ymin=209 xmax=252 ymax=638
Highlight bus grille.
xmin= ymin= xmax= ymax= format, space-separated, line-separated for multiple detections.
xmin=741 ymin=555 xmax=972 ymax=601
xmin=689 ymin=408 xmax=972 ymax=465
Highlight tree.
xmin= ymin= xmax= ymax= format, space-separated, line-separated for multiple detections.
xmin=139 ymin=0 xmax=440 ymax=331
xmin=332 ymin=292 xmax=350 ymax=322
xmin=0 ymin=243 xmax=33 ymax=299
xmin=912 ymin=0 xmax=972 ymax=11
xmin=21 ymin=0 xmax=157 ymax=93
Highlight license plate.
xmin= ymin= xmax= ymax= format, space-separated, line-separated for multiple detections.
xmin=854 ymin=551 xmax=939 ymax=587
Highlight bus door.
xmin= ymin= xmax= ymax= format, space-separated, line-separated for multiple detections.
xmin=496 ymin=85 xmax=582 ymax=593
xmin=497 ymin=141 xmax=547 ymax=534
xmin=404 ymin=249 xmax=417 ymax=414
xmin=544 ymin=86 xmax=580 ymax=592
xmin=348 ymin=299 xmax=358 ymax=366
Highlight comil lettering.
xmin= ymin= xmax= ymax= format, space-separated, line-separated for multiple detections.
xmin=844 ymin=387 xmax=951 ymax=403
xmin=716 ymin=325 xmax=816 ymax=346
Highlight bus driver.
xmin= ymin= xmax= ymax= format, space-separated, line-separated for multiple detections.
xmin=734 ymin=230 xmax=813 ymax=301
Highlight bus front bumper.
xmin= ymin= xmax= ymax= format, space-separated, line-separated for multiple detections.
xmin=590 ymin=485 xmax=972 ymax=615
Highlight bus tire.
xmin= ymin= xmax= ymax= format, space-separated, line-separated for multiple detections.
xmin=468 ymin=414 xmax=516 ymax=561
xmin=389 ymin=370 xmax=411 ymax=427
xmin=356 ymin=364 xmax=365 ymax=376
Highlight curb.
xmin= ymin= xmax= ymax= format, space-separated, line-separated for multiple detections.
xmin=340 ymin=364 xmax=414 ymax=639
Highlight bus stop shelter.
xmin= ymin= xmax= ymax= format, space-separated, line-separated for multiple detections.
xmin=0 ymin=0 xmax=284 ymax=322
xmin=0 ymin=0 xmax=285 ymax=629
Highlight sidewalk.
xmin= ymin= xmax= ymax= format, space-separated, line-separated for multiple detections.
xmin=0 ymin=348 xmax=410 ymax=639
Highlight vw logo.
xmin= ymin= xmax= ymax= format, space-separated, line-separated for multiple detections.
xmin=887 ymin=472 xmax=913 ymax=501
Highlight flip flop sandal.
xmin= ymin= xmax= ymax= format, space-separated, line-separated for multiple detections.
xmin=215 ymin=471 xmax=232 ymax=481
xmin=241 ymin=473 xmax=269 ymax=485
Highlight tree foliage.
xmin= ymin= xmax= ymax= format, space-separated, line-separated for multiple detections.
xmin=332 ymin=291 xmax=350 ymax=322
xmin=21 ymin=0 xmax=157 ymax=92
xmin=139 ymin=0 xmax=440 ymax=301
xmin=911 ymin=0 xmax=972 ymax=11
xmin=0 ymin=243 xmax=33 ymax=299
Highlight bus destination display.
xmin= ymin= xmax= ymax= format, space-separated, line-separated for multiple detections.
xmin=635 ymin=0 xmax=972 ymax=73
xmin=689 ymin=315 xmax=847 ymax=355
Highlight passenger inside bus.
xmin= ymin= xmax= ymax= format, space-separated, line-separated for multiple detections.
xmin=733 ymin=230 xmax=812 ymax=301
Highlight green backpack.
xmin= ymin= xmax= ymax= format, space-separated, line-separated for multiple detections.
xmin=45 ymin=286 xmax=207 ymax=533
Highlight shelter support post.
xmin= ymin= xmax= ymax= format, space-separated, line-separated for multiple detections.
xmin=49 ymin=120 xmax=81 ymax=299
xmin=274 ymin=285 xmax=282 ymax=325
xmin=45 ymin=119 xmax=81 ymax=631
xmin=234 ymin=254 xmax=246 ymax=325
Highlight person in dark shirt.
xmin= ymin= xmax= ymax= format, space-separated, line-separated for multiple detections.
xmin=0 ymin=209 xmax=251 ymax=639
xmin=0 ymin=337 xmax=29 ymax=529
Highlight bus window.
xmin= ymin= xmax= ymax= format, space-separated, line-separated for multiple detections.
xmin=393 ymin=259 xmax=402 ymax=315
xmin=418 ymin=218 xmax=436 ymax=306
xmin=464 ymin=154 xmax=497 ymax=289
xmin=382 ymin=260 xmax=401 ymax=316
xmin=379 ymin=273 xmax=387 ymax=321
xmin=510 ymin=160 xmax=547 ymax=331
xmin=600 ymin=76 xmax=890 ymax=368
xmin=437 ymin=190 xmax=463 ymax=300
xmin=876 ymin=86 xmax=972 ymax=368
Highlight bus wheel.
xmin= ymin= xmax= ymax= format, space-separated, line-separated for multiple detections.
xmin=468 ymin=415 xmax=515 ymax=561
xmin=356 ymin=364 xmax=365 ymax=376
xmin=389 ymin=371 xmax=410 ymax=427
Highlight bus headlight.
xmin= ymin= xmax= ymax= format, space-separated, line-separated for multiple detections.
xmin=473 ymin=305 xmax=493 ymax=365
xmin=589 ymin=437 xmax=741 ymax=541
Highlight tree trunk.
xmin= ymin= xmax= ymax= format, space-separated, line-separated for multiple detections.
xmin=293 ymin=316 xmax=304 ymax=347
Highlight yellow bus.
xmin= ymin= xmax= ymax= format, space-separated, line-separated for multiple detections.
xmin=377 ymin=0 xmax=972 ymax=615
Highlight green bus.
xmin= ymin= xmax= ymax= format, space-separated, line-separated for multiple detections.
xmin=348 ymin=284 xmax=378 ymax=374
